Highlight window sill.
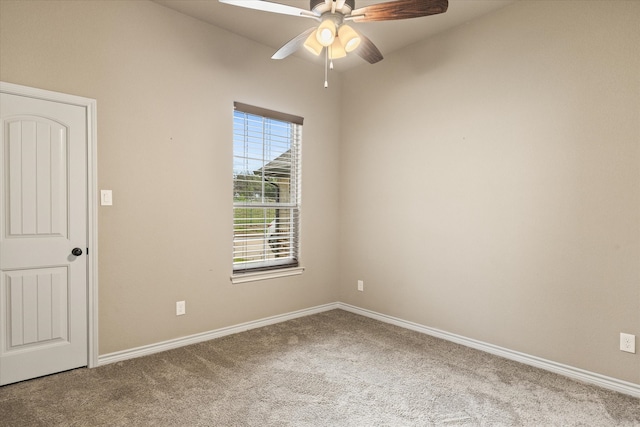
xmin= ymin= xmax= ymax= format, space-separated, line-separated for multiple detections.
xmin=230 ymin=267 xmax=305 ymax=284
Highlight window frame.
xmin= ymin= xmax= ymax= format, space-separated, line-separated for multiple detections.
xmin=231 ymin=102 xmax=304 ymax=283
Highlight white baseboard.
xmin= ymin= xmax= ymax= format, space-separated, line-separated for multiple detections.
xmin=98 ymin=302 xmax=340 ymax=366
xmin=337 ymin=302 xmax=640 ymax=399
xmin=98 ymin=301 xmax=639 ymax=398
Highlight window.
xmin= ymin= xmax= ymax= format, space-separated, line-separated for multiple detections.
xmin=232 ymin=102 xmax=302 ymax=276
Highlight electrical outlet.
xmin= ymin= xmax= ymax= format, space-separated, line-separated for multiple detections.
xmin=176 ymin=300 xmax=186 ymax=316
xmin=620 ymin=333 xmax=635 ymax=353
xmin=357 ymin=280 xmax=364 ymax=292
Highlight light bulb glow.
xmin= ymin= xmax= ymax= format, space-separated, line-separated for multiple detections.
xmin=319 ymin=28 xmax=333 ymax=43
xmin=316 ymin=20 xmax=336 ymax=47
xmin=344 ymin=38 xmax=360 ymax=51
xmin=338 ymin=25 xmax=361 ymax=53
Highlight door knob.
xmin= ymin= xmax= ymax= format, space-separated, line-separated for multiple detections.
xmin=71 ymin=247 xmax=83 ymax=256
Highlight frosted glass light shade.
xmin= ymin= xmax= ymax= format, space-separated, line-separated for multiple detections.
xmin=304 ymin=33 xmax=323 ymax=56
xmin=328 ymin=38 xmax=346 ymax=59
xmin=316 ymin=20 xmax=336 ymax=46
xmin=338 ymin=24 xmax=361 ymax=52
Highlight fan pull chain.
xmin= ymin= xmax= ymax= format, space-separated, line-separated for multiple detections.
xmin=324 ymin=48 xmax=329 ymax=88
xmin=329 ymin=45 xmax=334 ymax=70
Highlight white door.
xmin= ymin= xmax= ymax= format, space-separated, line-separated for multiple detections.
xmin=0 ymin=91 xmax=88 ymax=385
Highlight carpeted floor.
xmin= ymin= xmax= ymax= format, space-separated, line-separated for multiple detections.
xmin=0 ymin=309 xmax=638 ymax=426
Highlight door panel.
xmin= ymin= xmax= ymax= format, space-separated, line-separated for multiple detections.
xmin=0 ymin=92 xmax=87 ymax=385
xmin=5 ymin=268 xmax=68 ymax=348
xmin=6 ymin=117 xmax=68 ymax=238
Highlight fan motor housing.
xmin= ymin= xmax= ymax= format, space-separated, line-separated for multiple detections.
xmin=310 ymin=0 xmax=355 ymax=14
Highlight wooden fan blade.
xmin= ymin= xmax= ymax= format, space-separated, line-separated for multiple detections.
xmin=219 ymin=0 xmax=317 ymax=18
xmin=352 ymin=0 xmax=448 ymax=22
xmin=271 ymin=27 xmax=317 ymax=60
xmin=354 ymin=33 xmax=383 ymax=64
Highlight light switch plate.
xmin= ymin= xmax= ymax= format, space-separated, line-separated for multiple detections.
xmin=101 ymin=190 xmax=113 ymax=206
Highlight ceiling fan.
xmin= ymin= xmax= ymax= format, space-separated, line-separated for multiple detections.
xmin=219 ymin=0 xmax=448 ymax=85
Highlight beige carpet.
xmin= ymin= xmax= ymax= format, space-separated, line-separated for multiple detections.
xmin=0 ymin=309 xmax=638 ymax=426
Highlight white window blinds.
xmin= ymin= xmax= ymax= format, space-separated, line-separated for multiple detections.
xmin=232 ymin=102 xmax=302 ymax=273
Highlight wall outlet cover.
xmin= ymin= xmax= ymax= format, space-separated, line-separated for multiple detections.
xmin=620 ymin=333 xmax=636 ymax=353
xmin=176 ymin=300 xmax=186 ymax=316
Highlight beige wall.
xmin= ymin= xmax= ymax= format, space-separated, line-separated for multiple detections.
xmin=0 ymin=0 xmax=342 ymax=354
xmin=339 ymin=1 xmax=640 ymax=384
xmin=1 ymin=0 xmax=639 ymax=387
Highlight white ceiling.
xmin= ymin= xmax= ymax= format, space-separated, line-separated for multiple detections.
xmin=153 ymin=0 xmax=515 ymax=70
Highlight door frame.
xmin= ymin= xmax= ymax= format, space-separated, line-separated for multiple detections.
xmin=0 ymin=81 xmax=99 ymax=369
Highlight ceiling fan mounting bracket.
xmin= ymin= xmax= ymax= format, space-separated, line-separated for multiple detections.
xmin=310 ymin=0 xmax=355 ymax=15
xmin=320 ymin=12 xmax=345 ymax=28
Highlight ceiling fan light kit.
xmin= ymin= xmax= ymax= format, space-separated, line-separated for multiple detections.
xmin=304 ymin=32 xmax=324 ymax=55
xmin=316 ymin=19 xmax=337 ymax=46
xmin=338 ymin=24 xmax=361 ymax=52
xmin=219 ymin=0 xmax=448 ymax=87
xmin=329 ymin=38 xmax=347 ymax=59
